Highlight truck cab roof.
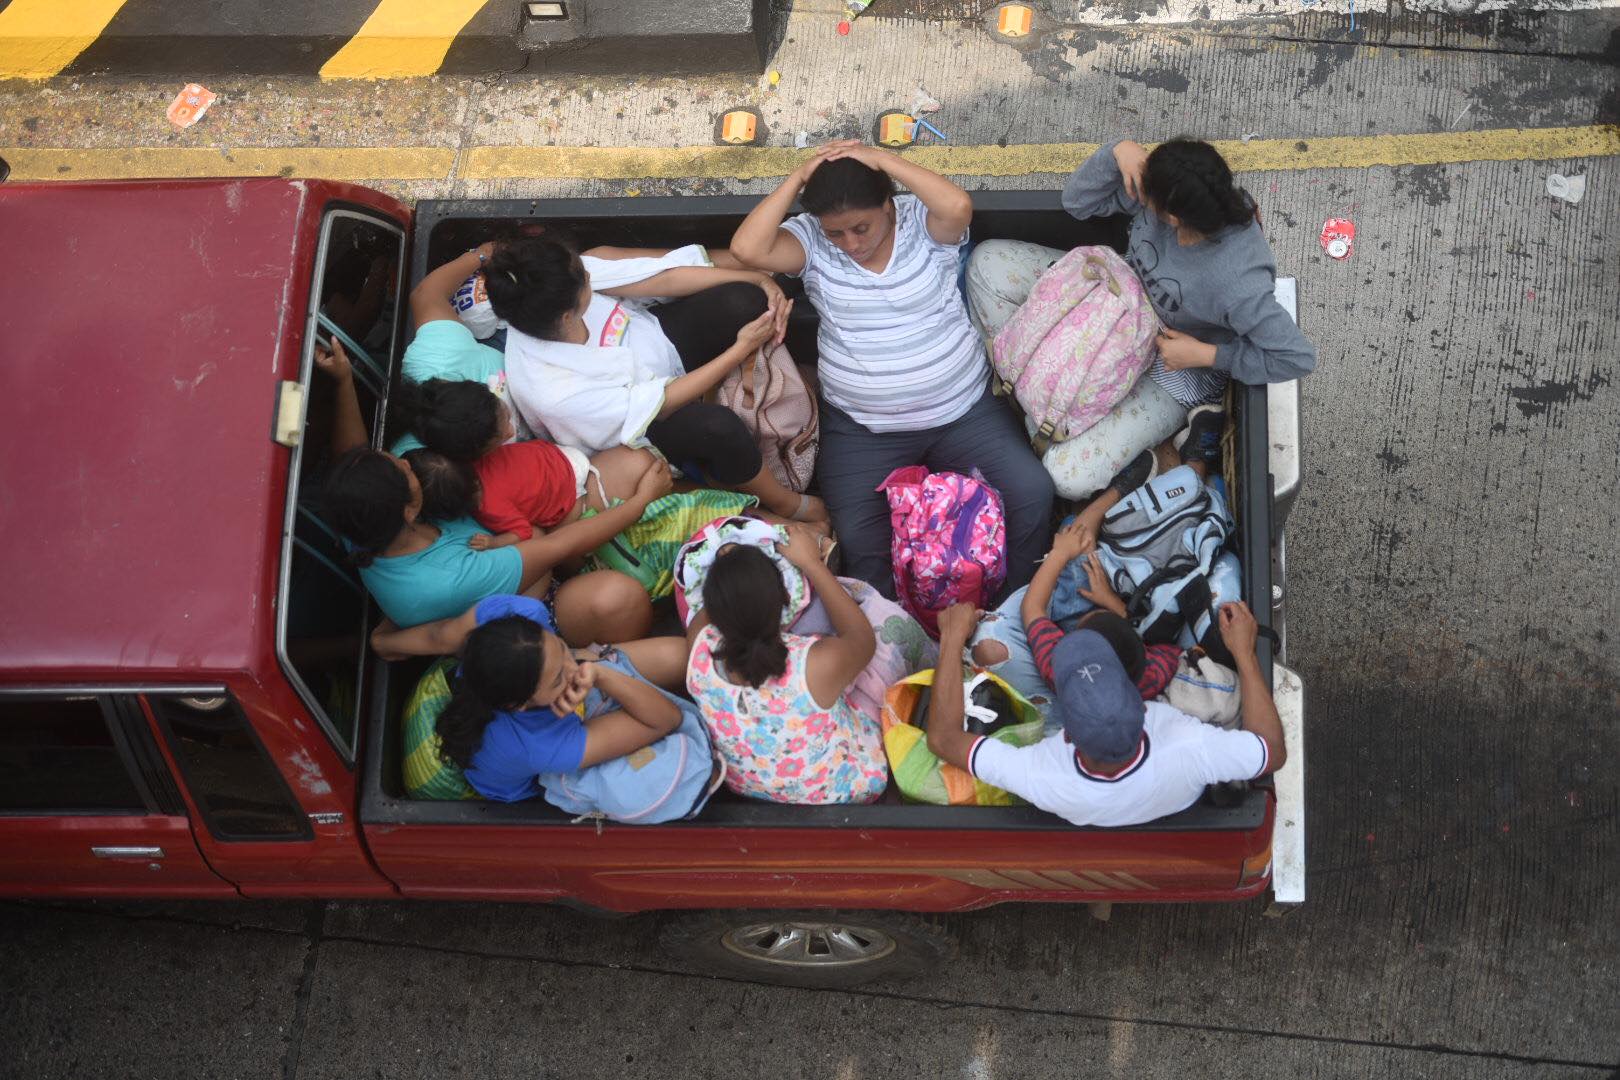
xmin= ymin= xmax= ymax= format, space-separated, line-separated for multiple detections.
xmin=0 ymin=178 xmax=315 ymax=681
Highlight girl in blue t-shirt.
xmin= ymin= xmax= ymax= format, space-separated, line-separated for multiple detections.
xmin=313 ymin=340 xmax=664 ymax=642
xmin=373 ymin=594 xmax=693 ymax=803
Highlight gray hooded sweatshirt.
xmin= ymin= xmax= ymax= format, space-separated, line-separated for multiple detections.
xmin=1062 ymin=141 xmax=1317 ymax=395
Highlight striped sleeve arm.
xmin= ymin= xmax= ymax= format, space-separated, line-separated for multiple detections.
xmin=1025 ymin=617 xmax=1065 ymax=686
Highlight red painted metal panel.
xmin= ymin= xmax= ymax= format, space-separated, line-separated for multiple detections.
xmin=0 ymin=814 xmax=235 ymax=897
xmin=363 ymin=796 xmax=1271 ymax=911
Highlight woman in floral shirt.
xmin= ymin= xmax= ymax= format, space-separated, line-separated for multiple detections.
xmin=685 ymin=525 xmax=891 ymax=804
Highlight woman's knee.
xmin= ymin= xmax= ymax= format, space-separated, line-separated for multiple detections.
xmin=554 ymin=571 xmax=652 ymax=645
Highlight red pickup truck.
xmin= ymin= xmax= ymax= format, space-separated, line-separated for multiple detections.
xmin=0 ymin=177 xmax=1305 ymax=987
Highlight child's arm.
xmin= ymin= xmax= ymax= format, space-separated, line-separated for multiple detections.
xmin=1076 ymin=552 xmax=1128 ymax=618
xmin=924 ymin=603 xmax=982 ymax=771
xmin=1020 ymin=519 xmax=1091 ymax=629
xmin=314 ymin=341 xmax=369 ymax=458
xmin=469 ymin=531 xmax=521 ymax=551
xmin=370 ymin=607 xmax=480 ymax=659
xmin=781 ymin=528 xmax=876 ymax=708
xmin=510 ymin=461 xmax=672 ymax=591
xmin=577 ymin=663 xmax=682 ymax=768
xmin=603 ymin=266 xmax=790 ymax=346
xmin=409 ymin=243 xmax=493 ymax=329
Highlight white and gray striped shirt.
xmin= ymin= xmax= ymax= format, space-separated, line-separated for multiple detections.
xmin=782 ymin=195 xmax=988 ymax=432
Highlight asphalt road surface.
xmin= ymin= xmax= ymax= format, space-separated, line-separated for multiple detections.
xmin=1 ymin=1 xmax=1616 ymax=1076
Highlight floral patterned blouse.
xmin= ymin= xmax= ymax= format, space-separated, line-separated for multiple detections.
xmin=686 ymin=626 xmax=889 ymax=805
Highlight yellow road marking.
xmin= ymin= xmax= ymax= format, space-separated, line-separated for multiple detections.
xmin=3 ymin=125 xmax=1616 ymax=183
xmin=0 ymin=146 xmax=456 ymax=181
xmin=320 ymin=0 xmax=493 ymax=80
xmin=0 ymin=0 xmax=132 ymax=81
xmin=469 ymin=125 xmax=1620 ymax=179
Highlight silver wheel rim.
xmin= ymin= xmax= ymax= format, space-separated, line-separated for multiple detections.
xmin=719 ymin=920 xmax=897 ymax=968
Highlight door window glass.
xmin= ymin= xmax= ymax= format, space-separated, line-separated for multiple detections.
xmin=0 ymin=696 xmax=144 ymax=812
xmin=279 ymin=208 xmax=404 ymax=761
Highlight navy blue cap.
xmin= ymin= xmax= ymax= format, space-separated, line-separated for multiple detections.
xmin=1053 ymin=629 xmax=1145 ymax=764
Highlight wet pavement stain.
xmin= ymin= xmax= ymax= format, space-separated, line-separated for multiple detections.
xmin=1305 ymin=42 xmax=1358 ymax=90
xmin=1393 ymin=163 xmax=1454 ymax=207
xmin=1507 ymin=370 xmax=1612 ymax=418
xmin=1115 ymin=65 xmax=1191 ymax=93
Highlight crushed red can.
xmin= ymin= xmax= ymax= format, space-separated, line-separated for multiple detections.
xmin=1319 ymin=218 xmax=1355 ymax=260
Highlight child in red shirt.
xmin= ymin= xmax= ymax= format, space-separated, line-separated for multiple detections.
xmin=397 ymin=377 xmax=657 ymax=548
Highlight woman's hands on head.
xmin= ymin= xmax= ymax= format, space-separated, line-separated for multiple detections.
xmin=1112 ymin=140 xmax=1149 ymax=204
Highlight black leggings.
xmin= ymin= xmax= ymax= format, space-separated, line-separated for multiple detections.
xmin=651 ymin=280 xmax=768 ymax=373
xmin=645 ymin=282 xmax=768 ymax=485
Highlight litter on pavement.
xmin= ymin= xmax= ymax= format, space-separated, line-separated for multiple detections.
xmin=166 ymin=83 xmax=216 ymax=129
xmin=1319 ymin=218 xmax=1355 ymax=260
xmin=1545 ymin=173 xmax=1586 ymax=205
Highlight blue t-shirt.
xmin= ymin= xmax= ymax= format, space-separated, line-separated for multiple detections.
xmin=392 ymin=319 xmax=512 ymax=454
xmin=358 ymin=517 xmax=522 ymax=627
xmin=461 ymin=594 xmax=587 ymax=802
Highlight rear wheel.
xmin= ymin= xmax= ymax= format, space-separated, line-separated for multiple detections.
xmin=657 ymin=909 xmax=956 ymax=989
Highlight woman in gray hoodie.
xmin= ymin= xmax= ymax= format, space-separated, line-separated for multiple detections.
xmin=966 ymin=138 xmax=1315 ymax=449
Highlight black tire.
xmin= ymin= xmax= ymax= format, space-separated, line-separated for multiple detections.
xmin=657 ymin=909 xmax=957 ymax=989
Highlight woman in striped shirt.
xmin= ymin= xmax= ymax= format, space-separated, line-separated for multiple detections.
xmin=731 ymin=141 xmax=1054 ymax=599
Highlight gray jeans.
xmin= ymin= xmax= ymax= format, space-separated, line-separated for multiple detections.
xmin=818 ymin=388 xmax=1054 ymax=604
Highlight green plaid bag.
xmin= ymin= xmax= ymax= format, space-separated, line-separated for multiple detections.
xmin=584 ymin=489 xmax=758 ymax=599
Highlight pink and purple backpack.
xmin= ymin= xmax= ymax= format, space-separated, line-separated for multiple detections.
xmin=990 ymin=245 xmax=1160 ymax=455
xmin=877 ymin=466 xmax=1006 ymax=638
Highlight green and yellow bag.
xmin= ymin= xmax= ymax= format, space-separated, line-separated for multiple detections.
xmin=583 ymin=490 xmax=758 ymax=599
xmin=880 ymin=668 xmax=1044 ymax=806
xmin=401 ymin=658 xmax=477 ymax=801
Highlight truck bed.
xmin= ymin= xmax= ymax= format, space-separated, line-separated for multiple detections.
xmin=359 ymin=193 xmax=1280 ymax=837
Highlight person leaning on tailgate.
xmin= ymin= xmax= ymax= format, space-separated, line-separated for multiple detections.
xmin=925 ymin=600 xmax=1285 ymax=828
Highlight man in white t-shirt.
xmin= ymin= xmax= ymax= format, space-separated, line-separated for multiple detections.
xmin=926 ymin=600 xmax=1286 ymax=828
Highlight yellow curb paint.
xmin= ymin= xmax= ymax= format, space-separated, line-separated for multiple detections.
xmin=468 ymin=126 xmax=1620 ymax=180
xmin=320 ymin=0 xmax=493 ymax=80
xmin=2 ymin=126 xmax=1616 ymax=183
xmin=0 ymin=0 xmax=133 ymax=81
xmin=0 ymin=146 xmax=456 ymax=181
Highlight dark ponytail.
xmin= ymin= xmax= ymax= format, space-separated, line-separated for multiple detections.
xmin=403 ymin=448 xmax=479 ymax=522
xmin=1142 ymin=138 xmax=1256 ymax=236
xmin=323 ymin=447 xmax=411 ymax=568
xmin=436 ymin=615 xmax=548 ymax=769
xmin=392 ymin=377 xmax=503 ymax=461
xmin=484 ymin=237 xmax=588 ymax=341
xmin=800 ymin=157 xmax=895 ymax=217
xmin=703 ymin=545 xmax=791 ymax=688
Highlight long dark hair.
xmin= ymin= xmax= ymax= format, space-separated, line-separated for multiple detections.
xmin=800 ymin=157 xmax=895 ymax=216
xmin=1142 ymin=138 xmax=1256 ymax=236
xmin=703 ymin=545 xmax=791 ymax=688
xmin=323 ymin=447 xmax=411 ymax=568
xmin=484 ymin=237 xmax=588 ymax=341
xmin=393 ymin=377 xmax=502 ymax=461
xmin=436 ymin=615 xmax=548 ymax=769
xmin=403 ymin=448 xmax=479 ymax=522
